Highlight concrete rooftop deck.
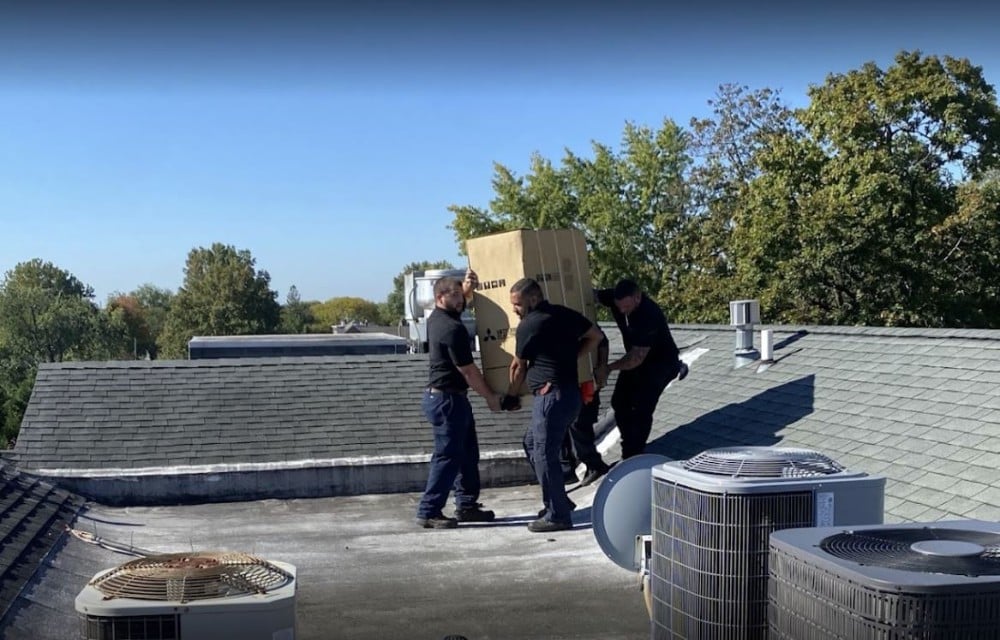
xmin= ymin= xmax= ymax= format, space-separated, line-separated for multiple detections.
xmin=2 ymin=477 xmax=650 ymax=640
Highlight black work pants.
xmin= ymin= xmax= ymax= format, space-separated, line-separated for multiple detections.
xmin=611 ymin=362 xmax=678 ymax=459
xmin=567 ymin=392 xmax=602 ymax=468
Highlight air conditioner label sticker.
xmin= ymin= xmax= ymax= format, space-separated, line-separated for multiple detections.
xmin=816 ymin=491 xmax=835 ymax=526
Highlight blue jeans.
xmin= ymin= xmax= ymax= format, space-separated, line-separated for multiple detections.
xmin=523 ymin=384 xmax=581 ymax=523
xmin=417 ymin=390 xmax=482 ymax=519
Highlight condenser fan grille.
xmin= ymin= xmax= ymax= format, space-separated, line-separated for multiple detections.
xmin=90 ymin=551 xmax=294 ymax=602
xmin=820 ymin=528 xmax=1000 ymax=576
xmin=682 ymin=446 xmax=845 ymax=478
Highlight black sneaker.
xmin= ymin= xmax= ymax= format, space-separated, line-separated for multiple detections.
xmin=416 ymin=514 xmax=458 ymax=529
xmin=454 ymin=503 xmax=495 ymax=523
xmin=677 ymin=361 xmax=689 ymax=381
xmin=527 ymin=518 xmax=573 ymax=533
xmin=580 ymin=461 xmax=611 ymax=486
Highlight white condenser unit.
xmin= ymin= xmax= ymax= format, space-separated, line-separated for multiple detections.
xmin=769 ymin=520 xmax=1000 ymax=640
xmin=650 ymin=446 xmax=885 ymax=640
xmin=75 ymin=551 xmax=296 ymax=640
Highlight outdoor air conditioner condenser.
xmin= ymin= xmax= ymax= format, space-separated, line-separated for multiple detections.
xmin=75 ymin=551 xmax=297 ymax=640
xmin=769 ymin=519 xmax=1000 ymax=639
xmin=649 ymin=446 xmax=885 ymax=640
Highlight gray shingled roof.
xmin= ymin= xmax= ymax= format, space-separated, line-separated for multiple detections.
xmin=12 ymin=348 xmax=626 ymax=504
xmin=0 ymin=463 xmax=84 ymax=625
xmin=12 ymin=322 xmax=1000 ymax=524
xmin=14 ymin=353 xmax=536 ymax=471
xmin=649 ymin=324 xmax=1000 ymax=524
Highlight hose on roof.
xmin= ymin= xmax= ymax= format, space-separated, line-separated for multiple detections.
xmin=66 ymin=526 xmax=155 ymax=558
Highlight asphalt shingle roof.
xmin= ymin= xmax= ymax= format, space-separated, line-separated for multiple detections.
xmin=12 ymin=322 xmax=1000 ymax=525
xmin=0 ymin=463 xmax=84 ymax=624
xmin=649 ymin=324 xmax=1000 ymax=524
xmin=14 ymin=354 xmax=542 ymax=471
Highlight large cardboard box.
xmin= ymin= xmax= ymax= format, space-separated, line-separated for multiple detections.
xmin=466 ymin=228 xmax=597 ymax=397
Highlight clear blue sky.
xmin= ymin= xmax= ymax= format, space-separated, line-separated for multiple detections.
xmin=1 ymin=0 xmax=997 ymax=305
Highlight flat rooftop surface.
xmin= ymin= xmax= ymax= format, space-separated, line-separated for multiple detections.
xmin=13 ymin=478 xmax=650 ymax=640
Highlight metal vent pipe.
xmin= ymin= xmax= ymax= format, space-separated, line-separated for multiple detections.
xmin=729 ymin=299 xmax=761 ymax=368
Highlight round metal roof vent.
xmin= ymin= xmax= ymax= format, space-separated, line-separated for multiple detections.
xmin=89 ymin=551 xmax=294 ymax=603
xmin=681 ymin=446 xmax=845 ymax=478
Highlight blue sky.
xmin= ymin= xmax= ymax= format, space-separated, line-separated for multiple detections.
xmin=1 ymin=1 xmax=998 ymax=305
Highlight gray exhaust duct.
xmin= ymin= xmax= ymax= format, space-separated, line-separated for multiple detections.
xmin=729 ymin=299 xmax=760 ymax=368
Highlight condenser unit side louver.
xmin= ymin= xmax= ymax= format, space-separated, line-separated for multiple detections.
xmin=769 ymin=520 xmax=1000 ymax=640
xmin=650 ymin=446 xmax=885 ymax=640
xmin=75 ymin=552 xmax=297 ymax=640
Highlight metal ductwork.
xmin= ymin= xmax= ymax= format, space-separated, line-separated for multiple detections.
xmin=404 ymin=269 xmax=476 ymax=353
xmin=729 ymin=299 xmax=760 ymax=368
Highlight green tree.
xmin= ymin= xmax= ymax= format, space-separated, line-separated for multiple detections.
xmin=567 ymin=119 xmax=692 ymax=299
xmin=105 ymin=294 xmax=152 ymax=359
xmin=309 ymin=297 xmax=381 ymax=331
xmin=934 ymin=171 xmax=1000 ymax=326
xmin=0 ymin=259 xmax=105 ymax=446
xmin=448 ymin=119 xmax=693 ymax=310
xmin=0 ymin=259 xmax=101 ymax=363
xmin=380 ymin=260 xmax=455 ymax=326
xmin=158 ymin=243 xmax=281 ymax=357
xmin=132 ymin=284 xmax=174 ymax=356
xmin=0 ymin=360 xmax=35 ymax=448
xmin=675 ymin=84 xmax=798 ymax=322
xmin=734 ymin=51 xmax=1000 ymax=326
xmin=280 ymin=285 xmax=314 ymax=333
xmin=103 ymin=285 xmax=174 ymax=359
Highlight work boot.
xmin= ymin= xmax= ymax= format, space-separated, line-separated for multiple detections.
xmin=580 ymin=460 xmax=611 ymax=486
xmin=537 ymin=498 xmax=576 ymax=519
xmin=527 ymin=518 xmax=573 ymax=533
xmin=416 ymin=514 xmax=458 ymax=529
xmin=454 ymin=503 xmax=495 ymax=523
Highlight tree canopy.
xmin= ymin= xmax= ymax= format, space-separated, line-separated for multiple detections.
xmin=448 ymin=51 xmax=1000 ymax=328
xmin=158 ymin=243 xmax=281 ymax=358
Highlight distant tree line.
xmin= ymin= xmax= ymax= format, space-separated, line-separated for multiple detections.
xmin=0 ymin=244 xmax=450 ymax=447
xmin=4 ymin=51 xmax=1000 ymax=447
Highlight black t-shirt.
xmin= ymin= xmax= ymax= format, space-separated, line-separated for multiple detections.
xmin=515 ymin=300 xmax=594 ymax=392
xmin=426 ymin=307 xmax=473 ymax=391
xmin=596 ymin=289 xmax=679 ymax=369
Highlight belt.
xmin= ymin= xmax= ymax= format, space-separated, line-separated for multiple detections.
xmin=427 ymin=387 xmax=468 ymax=395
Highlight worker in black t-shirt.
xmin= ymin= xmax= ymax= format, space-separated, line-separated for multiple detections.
xmin=594 ymin=279 xmax=688 ymax=460
xmin=509 ymin=278 xmax=604 ymax=533
xmin=416 ymin=271 xmax=503 ymax=530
